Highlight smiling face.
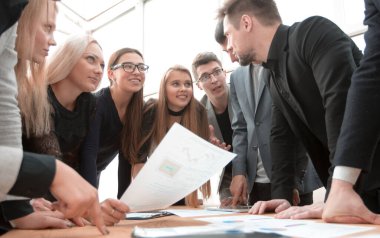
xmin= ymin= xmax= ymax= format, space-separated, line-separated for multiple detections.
xmin=108 ymin=52 xmax=145 ymax=93
xmin=165 ymin=70 xmax=193 ymax=112
xmin=33 ymin=0 xmax=57 ymax=63
xmin=196 ymin=61 xmax=228 ymax=100
xmin=66 ymin=42 xmax=104 ymax=92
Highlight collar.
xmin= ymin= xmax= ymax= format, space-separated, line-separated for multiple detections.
xmin=262 ymin=24 xmax=290 ymax=71
xmin=168 ymin=107 xmax=186 ymax=116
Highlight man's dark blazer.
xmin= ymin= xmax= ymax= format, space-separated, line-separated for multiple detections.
xmin=333 ymin=0 xmax=380 ymax=211
xmin=263 ymin=16 xmax=362 ymax=202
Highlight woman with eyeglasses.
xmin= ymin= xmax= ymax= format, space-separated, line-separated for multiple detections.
xmin=118 ymin=65 xmax=211 ymax=207
xmin=80 ymin=48 xmax=147 ymax=225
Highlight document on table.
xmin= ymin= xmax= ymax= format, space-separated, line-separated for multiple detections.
xmin=120 ymin=123 xmax=236 ymax=212
xmin=163 ymin=209 xmax=237 ymax=217
xmin=196 ymin=215 xmax=374 ymax=238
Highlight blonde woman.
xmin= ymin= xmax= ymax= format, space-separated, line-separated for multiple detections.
xmin=1 ymin=0 xmax=107 ymax=234
xmin=22 ymin=33 xmax=123 ymax=230
xmin=22 ymin=34 xmax=103 ymax=170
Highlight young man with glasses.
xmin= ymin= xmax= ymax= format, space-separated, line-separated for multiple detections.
xmin=192 ymin=52 xmax=234 ymax=206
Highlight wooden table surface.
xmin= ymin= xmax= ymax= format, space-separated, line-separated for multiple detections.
xmin=2 ymin=212 xmax=380 ymax=238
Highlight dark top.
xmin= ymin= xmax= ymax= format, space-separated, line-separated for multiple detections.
xmin=80 ymin=87 xmax=127 ymax=187
xmin=13 ymin=87 xmax=96 ymax=223
xmin=215 ymin=106 xmax=233 ymax=179
xmin=117 ymin=99 xmax=155 ymax=199
xmin=334 ymin=0 xmax=380 ymax=197
xmin=49 ymin=86 xmax=96 ymax=171
xmin=263 ymin=16 xmax=362 ymax=201
xmin=0 ymin=0 xmax=28 ymax=36
xmin=22 ymin=87 xmax=96 ymax=197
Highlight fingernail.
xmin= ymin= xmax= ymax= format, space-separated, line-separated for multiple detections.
xmin=66 ymin=221 xmax=75 ymax=227
xmin=101 ymin=226 xmax=110 ymax=235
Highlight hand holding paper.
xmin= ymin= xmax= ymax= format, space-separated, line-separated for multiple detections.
xmin=120 ymin=123 xmax=236 ymax=212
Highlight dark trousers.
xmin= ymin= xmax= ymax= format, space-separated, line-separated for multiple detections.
xmin=248 ymin=182 xmax=272 ymax=205
xmin=248 ymin=182 xmax=314 ymax=206
xmin=299 ymin=192 xmax=313 ymax=205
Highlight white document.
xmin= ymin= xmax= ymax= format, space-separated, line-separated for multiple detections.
xmin=120 ymin=123 xmax=236 ymax=212
xmin=197 ymin=215 xmax=374 ymax=238
xmin=163 ymin=209 xmax=236 ymax=218
xmin=277 ymin=222 xmax=374 ymax=238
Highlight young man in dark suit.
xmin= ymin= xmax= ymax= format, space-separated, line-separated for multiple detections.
xmin=216 ymin=0 xmax=379 ymax=223
xmin=214 ymin=20 xmax=321 ymax=208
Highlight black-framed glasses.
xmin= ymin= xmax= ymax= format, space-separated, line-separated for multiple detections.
xmin=112 ymin=62 xmax=149 ymax=73
xmin=198 ymin=68 xmax=225 ymax=83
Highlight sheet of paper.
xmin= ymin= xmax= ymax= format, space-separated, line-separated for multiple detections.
xmin=195 ymin=214 xmax=273 ymax=223
xmin=163 ymin=209 xmax=236 ymax=217
xmin=132 ymin=224 xmax=246 ymax=238
xmin=277 ymin=222 xmax=374 ymax=238
xmin=120 ymin=123 xmax=236 ymax=212
xmin=196 ymin=215 xmax=374 ymax=237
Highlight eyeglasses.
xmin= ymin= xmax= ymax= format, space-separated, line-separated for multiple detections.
xmin=112 ymin=62 xmax=149 ymax=73
xmin=198 ymin=68 xmax=225 ymax=83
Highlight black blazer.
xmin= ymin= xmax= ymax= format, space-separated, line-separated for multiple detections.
xmin=263 ymin=16 xmax=362 ymax=202
xmin=334 ymin=0 xmax=380 ymax=195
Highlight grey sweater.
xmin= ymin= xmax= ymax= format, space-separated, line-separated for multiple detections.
xmin=0 ymin=24 xmax=23 ymax=201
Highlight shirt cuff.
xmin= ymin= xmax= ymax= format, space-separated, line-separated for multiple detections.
xmin=8 ymin=152 xmax=56 ymax=198
xmin=332 ymin=166 xmax=361 ymax=185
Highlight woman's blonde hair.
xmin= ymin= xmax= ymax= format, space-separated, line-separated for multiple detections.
xmin=47 ymin=34 xmax=100 ymax=85
xmin=144 ymin=65 xmax=211 ymax=207
xmin=15 ymin=0 xmax=58 ymax=137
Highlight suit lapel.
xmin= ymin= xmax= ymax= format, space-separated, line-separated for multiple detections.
xmin=278 ymin=51 xmax=308 ymax=125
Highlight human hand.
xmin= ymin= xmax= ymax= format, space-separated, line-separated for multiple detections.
xmin=220 ymin=197 xmax=233 ymax=207
xmin=50 ymin=160 xmax=108 ymax=235
xmin=249 ymin=199 xmax=291 ymax=215
xmin=229 ymin=175 xmax=247 ymax=206
xmin=100 ymin=198 xmax=130 ymax=226
xmin=132 ymin=163 xmax=144 ymax=179
xmin=275 ymin=202 xmax=324 ymax=219
xmin=30 ymin=197 xmax=91 ymax=227
xmin=10 ymin=210 xmax=73 ymax=229
xmin=30 ymin=198 xmax=53 ymax=212
xmin=209 ymin=125 xmax=231 ymax=151
xmin=323 ymin=179 xmax=380 ymax=224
